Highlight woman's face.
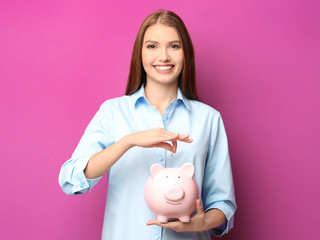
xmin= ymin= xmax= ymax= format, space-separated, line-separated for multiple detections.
xmin=142 ymin=23 xmax=184 ymax=87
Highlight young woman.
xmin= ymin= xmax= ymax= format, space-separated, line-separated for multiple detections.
xmin=59 ymin=10 xmax=236 ymax=240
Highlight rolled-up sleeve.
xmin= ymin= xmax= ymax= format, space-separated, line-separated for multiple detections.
xmin=201 ymin=113 xmax=237 ymax=236
xmin=59 ymin=101 xmax=115 ymax=195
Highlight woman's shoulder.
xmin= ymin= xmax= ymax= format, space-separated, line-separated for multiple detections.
xmin=188 ymin=99 xmax=221 ymax=117
xmin=100 ymin=95 xmax=132 ymax=108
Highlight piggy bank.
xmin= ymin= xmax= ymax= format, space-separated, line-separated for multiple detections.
xmin=144 ymin=163 xmax=199 ymax=223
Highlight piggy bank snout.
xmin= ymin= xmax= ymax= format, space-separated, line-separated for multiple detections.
xmin=164 ymin=186 xmax=184 ymax=201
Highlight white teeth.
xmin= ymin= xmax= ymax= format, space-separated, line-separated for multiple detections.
xmin=155 ymin=66 xmax=173 ymax=71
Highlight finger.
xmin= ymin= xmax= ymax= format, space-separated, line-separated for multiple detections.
xmin=172 ymin=140 xmax=177 ymax=153
xmin=154 ymin=128 xmax=177 ymax=140
xmin=164 ymin=132 xmax=179 ymax=141
xmin=180 ymin=138 xmax=193 ymax=143
xmin=159 ymin=130 xmax=190 ymax=140
xmin=158 ymin=130 xmax=192 ymax=143
xmin=177 ymin=134 xmax=193 ymax=142
xmin=146 ymin=219 xmax=155 ymax=226
xmin=153 ymin=142 xmax=174 ymax=152
xmin=179 ymin=133 xmax=189 ymax=138
xmin=146 ymin=219 xmax=165 ymax=227
xmin=196 ymin=199 xmax=204 ymax=214
xmin=167 ymin=134 xmax=192 ymax=143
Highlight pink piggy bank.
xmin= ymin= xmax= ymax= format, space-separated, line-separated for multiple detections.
xmin=144 ymin=163 xmax=199 ymax=223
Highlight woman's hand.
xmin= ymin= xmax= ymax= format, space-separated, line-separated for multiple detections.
xmin=125 ymin=127 xmax=193 ymax=153
xmin=146 ymin=199 xmax=226 ymax=233
xmin=84 ymin=128 xmax=192 ymax=179
xmin=146 ymin=199 xmax=206 ymax=232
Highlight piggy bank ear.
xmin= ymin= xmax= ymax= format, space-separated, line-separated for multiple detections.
xmin=181 ymin=163 xmax=195 ymax=177
xmin=150 ymin=164 xmax=164 ymax=178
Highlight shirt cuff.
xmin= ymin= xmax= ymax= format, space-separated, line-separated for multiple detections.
xmin=211 ymin=220 xmax=227 ymax=236
xmin=72 ymin=157 xmax=102 ymax=194
xmin=205 ymin=201 xmax=235 ymax=236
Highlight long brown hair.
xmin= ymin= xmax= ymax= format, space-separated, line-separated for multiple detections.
xmin=125 ymin=10 xmax=199 ymax=100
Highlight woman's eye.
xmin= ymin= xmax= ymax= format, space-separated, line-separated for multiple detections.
xmin=147 ymin=44 xmax=156 ymax=49
xmin=170 ymin=44 xmax=181 ymax=49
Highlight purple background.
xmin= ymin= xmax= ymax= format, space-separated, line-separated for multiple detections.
xmin=1 ymin=0 xmax=319 ymax=239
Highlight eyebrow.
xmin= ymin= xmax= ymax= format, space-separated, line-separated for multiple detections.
xmin=143 ymin=40 xmax=181 ymax=44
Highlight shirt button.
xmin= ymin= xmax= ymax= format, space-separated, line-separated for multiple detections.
xmin=159 ymin=157 xmax=164 ymax=162
xmin=80 ymin=184 xmax=84 ymax=188
xmin=163 ymin=115 xmax=168 ymax=120
xmin=154 ymin=234 xmax=159 ymax=239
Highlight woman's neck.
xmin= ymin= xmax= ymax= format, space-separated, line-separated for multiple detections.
xmin=144 ymin=81 xmax=178 ymax=116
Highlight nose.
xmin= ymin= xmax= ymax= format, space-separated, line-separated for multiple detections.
xmin=159 ymin=48 xmax=170 ymax=62
xmin=164 ymin=186 xmax=184 ymax=201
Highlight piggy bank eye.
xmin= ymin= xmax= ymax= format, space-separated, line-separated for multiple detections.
xmin=178 ymin=176 xmax=180 ymax=178
xmin=166 ymin=176 xmax=169 ymax=178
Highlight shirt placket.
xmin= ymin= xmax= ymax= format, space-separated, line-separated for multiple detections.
xmin=153 ymin=100 xmax=178 ymax=240
xmin=156 ymin=100 xmax=177 ymax=168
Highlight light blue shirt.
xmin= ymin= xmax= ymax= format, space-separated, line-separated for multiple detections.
xmin=59 ymin=86 xmax=236 ymax=240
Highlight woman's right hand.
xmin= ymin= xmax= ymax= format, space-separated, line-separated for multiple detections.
xmin=125 ymin=127 xmax=193 ymax=153
xmin=85 ymin=128 xmax=192 ymax=179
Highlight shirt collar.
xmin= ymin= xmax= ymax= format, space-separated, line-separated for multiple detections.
xmin=177 ymin=87 xmax=191 ymax=111
xmin=130 ymin=85 xmax=147 ymax=107
xmin=130 ymin=85 xmax=191 ymax=111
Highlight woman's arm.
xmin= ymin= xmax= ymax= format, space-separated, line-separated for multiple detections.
xmin=84 ymin=128 xmax=193 ymax=179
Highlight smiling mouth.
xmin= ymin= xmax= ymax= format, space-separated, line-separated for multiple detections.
xmin=166 ymin=201 xmax=181 ymax=205
xmin=153 ymin=65 xmax=174 ymax=73
xmin=154 ymin=65 xmax=174 ymax=71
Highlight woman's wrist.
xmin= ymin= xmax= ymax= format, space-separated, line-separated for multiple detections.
xmin=204 ymin=209 xmax=227 ymax=230
xmin=120 ymin=133 xmax=136 ymax=150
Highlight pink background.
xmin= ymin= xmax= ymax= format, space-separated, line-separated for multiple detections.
xmin=1 ymin=0 xmax=319 ymax=239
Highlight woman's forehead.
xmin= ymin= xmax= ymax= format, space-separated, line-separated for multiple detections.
xmin=143 ymin=24 xmax=180 ymax=43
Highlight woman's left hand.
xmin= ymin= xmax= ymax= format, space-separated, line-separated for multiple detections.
xmin=146 ymin=199 xmax=209 ymax=232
